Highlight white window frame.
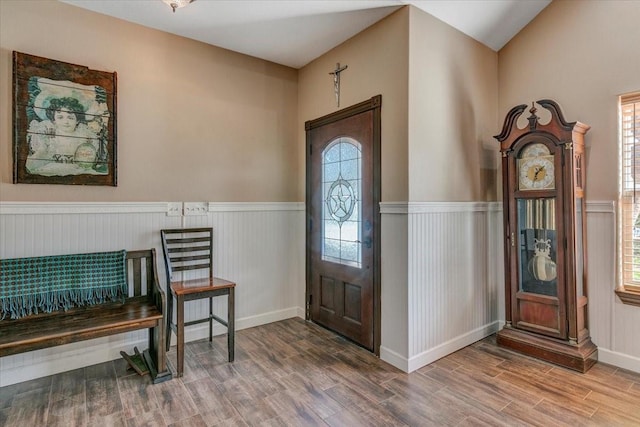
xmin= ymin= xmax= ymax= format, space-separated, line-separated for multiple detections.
xmin=618 ymin=92 xmax=640 ymax=306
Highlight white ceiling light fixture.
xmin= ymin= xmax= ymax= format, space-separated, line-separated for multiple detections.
xmin=162 ymin=0 xmax=194 ymax=13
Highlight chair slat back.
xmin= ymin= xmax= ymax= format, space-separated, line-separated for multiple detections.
xmin=161 ymin=228 xmax=213 ymax=282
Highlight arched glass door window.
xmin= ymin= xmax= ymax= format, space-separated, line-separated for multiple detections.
xmin=322 ymin=137 xmax=362 ymax=267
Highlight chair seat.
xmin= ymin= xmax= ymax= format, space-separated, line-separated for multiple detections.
xmin=170 ymin=277 xmax=236 ymax=296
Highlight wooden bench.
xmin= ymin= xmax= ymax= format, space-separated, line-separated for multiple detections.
xmin=0 ymin=249 xmax=172 ymax=384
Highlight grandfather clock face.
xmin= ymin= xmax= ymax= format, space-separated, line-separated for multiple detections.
xmin=518 ymin=143 xmax=555 ymax=191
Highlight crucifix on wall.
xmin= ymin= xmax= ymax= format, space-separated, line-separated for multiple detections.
xmin=329 ymin=62 xmax=348 ymax=108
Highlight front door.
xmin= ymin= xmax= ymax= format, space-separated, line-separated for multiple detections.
xmin=305 ymin=95 xmax=381 ymax=352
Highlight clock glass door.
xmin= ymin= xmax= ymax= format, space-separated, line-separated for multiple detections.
xmin=514 ymin=196 xmax=565 ymax=338
xmin=517 ymin=198 xmax=557 ymax=297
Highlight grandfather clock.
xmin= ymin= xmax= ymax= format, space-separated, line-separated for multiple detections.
xmin=495 ymin=99 xmax=597 ymax=372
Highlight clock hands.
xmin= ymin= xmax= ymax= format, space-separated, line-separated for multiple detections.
xmin=521 ymin=157 xmax=553 ymax=190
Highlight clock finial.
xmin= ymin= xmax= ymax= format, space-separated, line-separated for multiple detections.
xmin=527 ymin=101 xmax=539 ymax=130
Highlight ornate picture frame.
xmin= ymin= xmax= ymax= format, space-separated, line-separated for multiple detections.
xmin=13 ymin=51 xmax=117 ymax=186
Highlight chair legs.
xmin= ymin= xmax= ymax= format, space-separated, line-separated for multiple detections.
xmin=176 ymin=295 xmax=185 ymax=378
xmin=228 ymin=287 xmax=235 ymax=363
xmin=166 ymin=291 xmax=173 ymax=352
xmin=166 ymin=290 xmax=235 ymax=377
xmin=209 ymin=297 xmax=213 ymax=342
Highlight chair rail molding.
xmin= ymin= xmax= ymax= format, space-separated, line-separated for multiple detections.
xmin=0 ymin=201 xmax=168 ymax=215
xmin=380 ymin=200 xmax=612 ymax=214
xmin=0 ymin=201 xmax=305 ymax=215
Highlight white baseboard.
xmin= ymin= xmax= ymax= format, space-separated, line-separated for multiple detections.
xmin=380 ymin=346 xmax=410 ymax=372
xmin=174 ymin=307 xmax=302 ymax=345
xmin=0 ymin=339 xmax=145 ymax=387
xmin=0 ymin=307 xmax=302 ymax=387
xmin=382 ymin=321 xmax=500 ymax=373
xmin=597 ymin=347 xmax=640 ymax=374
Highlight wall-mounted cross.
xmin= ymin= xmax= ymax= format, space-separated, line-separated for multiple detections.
xmin=329 ymin=62 xmax=348 ymax=108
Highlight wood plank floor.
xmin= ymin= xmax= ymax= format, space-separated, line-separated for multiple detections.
xmin=1 ymin=318 xmax=639 ymax=426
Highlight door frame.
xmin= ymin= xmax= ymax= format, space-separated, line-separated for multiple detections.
xmin=304 ymin=94 xmax=382 ymax=355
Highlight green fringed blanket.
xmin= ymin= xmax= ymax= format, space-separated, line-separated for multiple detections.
xmin=0 ymin=250 xmax=127 ymax=320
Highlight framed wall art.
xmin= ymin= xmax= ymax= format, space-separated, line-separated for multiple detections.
xmin=13 ymin=51 xmax=117 ymax=186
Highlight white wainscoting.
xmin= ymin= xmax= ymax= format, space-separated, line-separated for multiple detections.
xmin=0 ymin=202 xmax=305 ymax=386
xmin=378 ymin=200 xmax=639 ymax=375
xmin=2 ymin=200 xmax=636 ymax=385
xmin=585 ymin=201 xmax=640 ymax=373
xmin=379 ymin=202 xmax=503 ymax=372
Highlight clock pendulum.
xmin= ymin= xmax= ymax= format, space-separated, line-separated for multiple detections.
xmin=527 ymin=199 xmax=557 ymax=283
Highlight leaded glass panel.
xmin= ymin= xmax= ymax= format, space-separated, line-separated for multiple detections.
xmin=322 ymin=137 xmax=362 ymax=268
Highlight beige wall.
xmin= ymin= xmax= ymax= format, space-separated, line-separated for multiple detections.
xmin=0 ymin=1 xmax=501 ymax=204
xmin=499 ymin=0 xmax=640 ymax=201
xmin=298 ymin=7 xmax=410 ymax=202
xmin=408 ymin=6 xmax=499 ymax=202
xmin=0 ymin=0 xmax=298 ymax=202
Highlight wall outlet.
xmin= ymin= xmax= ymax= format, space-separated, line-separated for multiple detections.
xmin=167 ymin=202 xmax=182 ymax=216
xmin=184 ymin=202 xmax=208 ymax=216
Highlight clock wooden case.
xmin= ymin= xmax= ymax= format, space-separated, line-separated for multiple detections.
xmin=495 ymin=99 xmax=597 ymax=372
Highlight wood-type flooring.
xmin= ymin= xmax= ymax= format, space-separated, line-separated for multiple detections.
xmin=1 ymin=318 xmax=639 ymax=426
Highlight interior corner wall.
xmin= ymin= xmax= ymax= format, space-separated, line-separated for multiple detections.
xmin=298 ymin=5 xmax=503 ymax=372
xmin=0 ymin=0 xmax=299 ymax=202
xmin=407 ymin=6 xmax=499 ymax=203
xmin=298 ymin=7 xmax=411 ymax=366
xmin=402 ymin=6 xmax=501 ymax=370
xmin=498 ymin=0 xmax=640 ymax=372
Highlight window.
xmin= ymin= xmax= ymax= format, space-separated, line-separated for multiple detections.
xmin=619 ymin=92 xmax=640 ymax=306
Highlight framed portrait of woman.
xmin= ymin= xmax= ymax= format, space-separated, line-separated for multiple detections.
xmin=13 ymin=51 xmax=117 ymax=186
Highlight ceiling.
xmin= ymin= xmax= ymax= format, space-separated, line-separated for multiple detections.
xmin=60 ymin=0 xmax=551 ymax=69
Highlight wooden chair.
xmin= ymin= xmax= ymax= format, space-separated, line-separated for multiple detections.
xmin=160 ymin=227 xmax=235 ymax=377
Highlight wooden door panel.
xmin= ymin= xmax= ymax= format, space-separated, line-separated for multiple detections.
xmin=344 ymin=282 xmax=362 ymax=322
xmin=320 ymin=275 xmax=341 ymax=318
xmin=317 ymin=277 xmax=365 ymax=323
